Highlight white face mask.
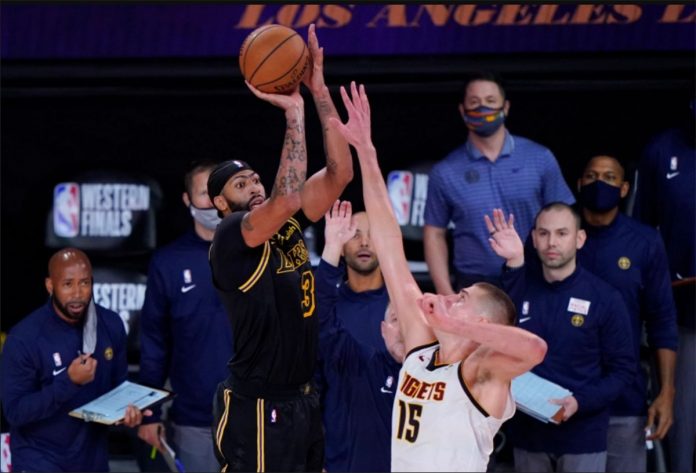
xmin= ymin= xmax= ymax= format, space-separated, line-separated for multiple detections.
xmin=190 ymin=204 xmax=221 ymax=230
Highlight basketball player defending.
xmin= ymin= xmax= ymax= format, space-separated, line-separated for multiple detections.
xmin=329 ymin=82 xmax=548 ymax=472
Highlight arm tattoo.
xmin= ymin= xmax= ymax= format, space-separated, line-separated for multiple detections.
xmin=284 ymin=119 xmax=306 ymax=162
xmin=272 ymin=168 xmax=306 ymax=197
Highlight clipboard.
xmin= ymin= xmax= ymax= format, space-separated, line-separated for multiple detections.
xmin=69 ymin=381 xmax=173 ymax=425
xmin=511 ymin=372 xmax=572 ymax=425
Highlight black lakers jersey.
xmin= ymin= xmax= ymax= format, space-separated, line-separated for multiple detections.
xmin=210 ymin=212 xmax=317 ymax=397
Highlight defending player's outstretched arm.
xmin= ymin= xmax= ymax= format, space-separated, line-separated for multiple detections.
xmin=421 ymin=295 xmax=547 ymax=381
xmin=330 ymin=82 xmax=434 ymax=354
xmin=299 ymin=24 xmax=353 ymax=222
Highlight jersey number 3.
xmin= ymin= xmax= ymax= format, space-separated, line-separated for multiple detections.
xmin=397 ymin=400 xmax=422 ymax=443
xmin=301 ymin=270 xmax=315 ymax=318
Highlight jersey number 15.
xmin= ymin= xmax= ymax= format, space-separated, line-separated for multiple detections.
xmin=396 ymin=400 xmax=423 ymax=443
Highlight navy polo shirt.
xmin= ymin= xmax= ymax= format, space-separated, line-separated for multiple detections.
xmin=425 ymin=132 xmax=574 ymax=277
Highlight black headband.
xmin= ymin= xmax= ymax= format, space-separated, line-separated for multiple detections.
xmin=207 ymin=160 xmax=252 ymax=198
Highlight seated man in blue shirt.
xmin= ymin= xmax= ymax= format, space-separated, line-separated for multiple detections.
xmin=315 ymin=200 xmax=402 ymax=472
xmin=424 ymin=71 xmax=574 ymax=293
xmin=577 ymin=154 xmax=678 ymax=472
xmin=487 ymin=204 xmax=636 ymax=472
xmin=2 ymin=248 xmax=148 ymax=472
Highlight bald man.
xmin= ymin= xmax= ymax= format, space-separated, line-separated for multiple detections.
xmin=576 ymin=155 xmax=678 ymax=472
xmin=1 ymin=248 xmax=147 ymax=472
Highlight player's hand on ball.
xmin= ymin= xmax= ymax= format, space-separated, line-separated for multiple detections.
xmin=245 ymin=81 xmax=304 ymax=112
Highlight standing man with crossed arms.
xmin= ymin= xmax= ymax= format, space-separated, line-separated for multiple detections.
xmin=330 ymin=82 xmax=547 ymax=472
xmin=207 ymin=24 xmax=353 ymax=472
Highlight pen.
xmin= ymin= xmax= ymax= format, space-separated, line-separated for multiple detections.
xmin=77 ymin=350 xmax=87 ymax=365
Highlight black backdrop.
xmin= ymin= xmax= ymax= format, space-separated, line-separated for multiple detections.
xmin=2 ymin=50 xmax=694 ymax=332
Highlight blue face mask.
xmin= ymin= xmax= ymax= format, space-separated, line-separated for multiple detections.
xmin=190 ymin=204 xmax=221 ymax=230
xmin=462 ymin=105 xmax=506 ymax=137
xmin=579 ymin=180 xmax=622 ymax=213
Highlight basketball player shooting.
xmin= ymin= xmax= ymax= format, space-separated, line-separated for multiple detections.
xmin=329 ymin=82 xmax=548 ymax=472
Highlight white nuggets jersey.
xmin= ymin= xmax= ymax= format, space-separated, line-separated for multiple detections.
xmin=391 ymin=342 xmax=515 ymax=472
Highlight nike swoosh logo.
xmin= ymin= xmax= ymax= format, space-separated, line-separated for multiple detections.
xmin=666 ymin=172 xmax=680 ymax=179
xmin=380 ymin=387 xmax=393 ymax=394
xmin=519 ymin=317 xmax=532 ymax=323
xmin=181 ymin=285 xmax=196 ymax=293
xmin=52 ymin=367 xmax=66 ymax=376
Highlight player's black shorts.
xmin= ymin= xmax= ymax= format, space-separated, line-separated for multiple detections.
xmin=212 ymin=380 xmax=324 ymax=472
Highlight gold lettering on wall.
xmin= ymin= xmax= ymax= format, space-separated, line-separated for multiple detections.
xmin=367 ymin=4 xmax=408 ymax=27
xmin=410 ymin=5 xmax=455 ymax=27
xmin=659 ymin=4 xmax=696 ymax=23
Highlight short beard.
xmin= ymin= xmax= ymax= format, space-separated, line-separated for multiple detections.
xmin=540 ymin=254 xmax=574 ymax=270
xmin=51 ymin=294 xmax=87 ymax=323
xmin=225 ymin=197 xmax=252 ymax=213
xmin=345 ymin=256 xmax=379 ymax=276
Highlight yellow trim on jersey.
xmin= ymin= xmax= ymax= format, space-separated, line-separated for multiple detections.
xmin=215 ymin=388 xmax=233 ymax=468
xmin=287 ymin=217 xmax=302 ymax=231
xmin=256 ymin=399 xmax=265 ymax=472
xmin=239 ymin=241 xmax=271 ymax=293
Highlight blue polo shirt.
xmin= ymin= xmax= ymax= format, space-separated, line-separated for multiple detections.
xmin=579 ymin=213 xmax=678 ymax=417
xmin=633 ymin=126 xmax=695 ymax=327
xmin=139 ymin=230 xmax=234 ymax=427
xmin=425 ymin=132 xmax=574 ymax=278
xmin=315 ymin=260 xmax=399 ymax=473
xmin=2 ymin=301 xmax=127 ymax=472
xmin=502 ymin=265 xmax=635 ymax=455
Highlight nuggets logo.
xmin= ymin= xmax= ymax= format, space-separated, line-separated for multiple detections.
xmin=571 ymin=314 xmax=585 ymax=327
xmin=104 ymin=347 xmax=114 ymax=360
xmin=387 ymin=171 xmax=413 ymax=226
xmin=53 ymin=183 xmax=80 ymax=237
xmin=618 ymin=257 xmax=631 ymax=270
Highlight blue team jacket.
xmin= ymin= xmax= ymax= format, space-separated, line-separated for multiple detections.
xmin=139 ymin=230 xmax=233 ymax=427
xmin=315 ymin=260 xmax=401 ymax=472
xmin=503 ymin=265 xmax=636 ymax=454
xmin=2 ymin=300 xmax=127 ymax=472
xmin=579 ymin=213 xmax=678 ymax=417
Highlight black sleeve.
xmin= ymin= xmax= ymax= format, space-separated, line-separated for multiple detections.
xmin=210 ymin=211 xmax=264 ymax=291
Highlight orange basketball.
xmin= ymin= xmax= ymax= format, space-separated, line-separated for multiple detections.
xmin=239 ymin=24 xmax=311 ymax=94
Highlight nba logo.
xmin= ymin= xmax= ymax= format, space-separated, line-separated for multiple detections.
xmin=387 ymin=171 xmax=414 ymax=226
xmin=670 ymin=156 xmax=678 ymax=171
xmin=53 ymin=183 xmax=80 ymax=237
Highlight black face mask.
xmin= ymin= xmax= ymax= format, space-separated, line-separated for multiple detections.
xmin=579 ymin=180 xmax=622 ymax=213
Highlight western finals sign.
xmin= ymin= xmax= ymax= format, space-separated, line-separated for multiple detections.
xmin=53 ymin=183 xmax=149 ymax=238
xmin=46 ymin=175 xmax=160 ymax=252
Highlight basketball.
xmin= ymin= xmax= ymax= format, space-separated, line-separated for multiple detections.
xmin=239 ymin=24 xmax=311 ymax=94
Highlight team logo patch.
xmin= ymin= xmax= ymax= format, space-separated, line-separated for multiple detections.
xmin=53 ymin=183 xmax=80 ymax=237
xmin=183 ymin=269 xmax=192 ymax=284
xmin=52 ymin=352 xmax=62 ymax=367
xmin=465 ymin=169 xmax=480 ymax=183
xmin=618 ymin=257 xmax=631 ymax=270
xmin=570 ymin=314 xmax=585 ymax=327
xmin=104 ymin=347 xmax=114 ymax=360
